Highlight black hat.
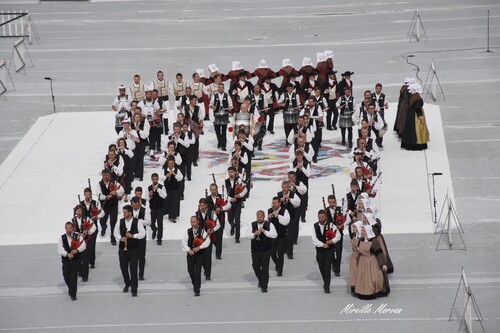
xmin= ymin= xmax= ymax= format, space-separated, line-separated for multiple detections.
xmin=341 ymin=71 xmax=354 ymax=76
xmin=326 ymin=69 xmax=338 ymax=75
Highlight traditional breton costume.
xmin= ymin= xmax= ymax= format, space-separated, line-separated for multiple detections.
xmin=58 ymin=230 xmax=86 ymax=300
xmin=312 ymin=220 xmax=341 ymax=293
xmin=246 ymin=219 xmax=277 ymax=292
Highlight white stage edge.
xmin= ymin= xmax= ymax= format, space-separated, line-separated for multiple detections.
xmin=0 ymin=104 xmax=453 ymax=246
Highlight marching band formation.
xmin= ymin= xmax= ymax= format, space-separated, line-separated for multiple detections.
xmin=58 ymin=53 xmax=429 ymax=300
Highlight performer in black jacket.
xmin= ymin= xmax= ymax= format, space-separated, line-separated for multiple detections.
xmin=58 ymin=222 xmax=86 ymax=301
xmin=113 ymin=205 xmax=146 ymax=297
xmin=246 ymin=210 xmax=277 ymax=293
xmin=182 ymin=216 xmax=210 ymax=296
xmin=268 ymin=197 xmax=290 ymax=276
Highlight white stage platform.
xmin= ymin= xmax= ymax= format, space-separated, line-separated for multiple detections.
xmin=0 ymin=104 xmax=453 ymax=246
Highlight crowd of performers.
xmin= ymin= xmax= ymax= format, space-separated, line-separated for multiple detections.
xmin=58 ymin=53 xmax=429 ymax=301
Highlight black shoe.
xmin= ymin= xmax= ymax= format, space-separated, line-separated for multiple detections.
xmin=139 ymin=276 xmax=145 ymax=281
xmin=327 ymin=126 xmax=333 ymax=131
xmin=194 ymin=291 xmax=200 ymax=296
xmin=341 ymin=140 xmax=346 ymax=145
xmin=123 ymin=285 xmax=129 ymax=293
xmin=222 ymin=147 xmax=226 ymax=151
xmin=217 ymin=143 xmax=221 ymax=148
xmin=241 ymin=202 xmax=245 ymax=208
xmin=82 ymin=278 xmax=88 ymax=282
xmin=71 ymin=296 xmax=77 ymax=301
xmin=111 ymin=240 xmax=117 ymax=246
xmin=230 ymin=226 xmax=235 ymax=236
xmin=258 ymin=145 xmax=262 ymax=151
xmin=349 ymin=142 xmax=353 ymax=148
xmin=293 ymin=241 xmax=297 ymax=245
xmin=261 ymin=287 xmax=268 ymax=293
xmin=90 ymin=263 xmax=95 ymax=269
xmin=187 ymin=178 xmax=191 ymax=181
xmin=216 ymin=256 xmax=221 ymax=260
xmin=157 ymin=240 xmax=162 ymax=245
xmin=287 ymin=254 xmax=294 ymax=260
xmin=132 ymin=292 xmax=137 ymax=297
xmin=78 ymin=272 xmax=82 ymax=278
xmin=100 ymin=228 xmax=106 ymax=237
xmin=193 ymin=162 xmax=198 ymax=167
xmin=312 ymin=157 xmax=317 ymax=163
xmin=277 ymin=271 xmax=283 ymax=277
xmin=180 ymin=195 xmax=184 ymax=200
xmin=334 ymin=273 xmax=340 ymax=277
xmin=333 ymin=126 xmax=337 ymax=130
xmin=205 ymin=276 xmax=211 ymax=281
xmin=324 ymin=288 xmax=331 ymax=294
xmin=152 ymin=230 xmax=157 ymax=240
xmin=235 ymin=238 xmax=240 ymax=243
xmin=269 ymin=130 xmax=275 ymax=134
xmin=139 ymin=177 xmax=143 ymax=181
xmin=301 ymin=217 xmax=306 ymax=223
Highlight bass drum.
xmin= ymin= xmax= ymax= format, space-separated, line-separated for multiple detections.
xmin=283 ymin=110 xmax=298 ymax=124
xmin=214 ymin=111 xmax=229 ymax=125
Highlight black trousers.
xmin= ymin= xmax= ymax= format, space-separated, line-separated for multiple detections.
xmin=340 ymin=127 xmax=353 ymax=144
xmin=100 ymin=205 xmax=118 ymax=242
xmin=286 ymin=210 xmax=300 ymax=257
xmin=133 ymin=142 xmax=147 ymax=179
xmin=316 ymin=248 xmax=334 ymax=290
xmin=62 ymin=257 xmax=80 ymax=297
xmin=252 ymin=251 xmax=271 ymax=289
xmin=203 ymin=241 xmax=213 ymax=278
xmin=227 ymin=201 xmax=242 ymax=240
xmin=149 ymin=126 xmax=162 ymax=152
xmin=327 ymin=99 xmax=338 ymax=128
xmin=150 ymin=208 xmax=164 ymax=240
xmin=165 ymin=189 xmax=180 ymax=219
xmin=122 ymin=168 xmax=133 ymax=195
xmin=139 ymin=238 xmax=146 ymax=278
xmin=312 ymin=127 xmax=323 ymax=158
xmin=193 ymin=138 xmax=200 ymax=163
xmin=87 ymin=230 xmax=98 ymax=265
xmin=181 ymin=154 xmax=192 ymax=180
xmin=187 ymin=252 xmax=204 ymax=293
xmin=299 ymin=193 xmax=309 ymax=222
xmin=214 ymin=124 xmax=228 ymax=149
xmin=332 ymin=233 xmax=344 ymax=274
xmin=119 ymin=248 xmax=139 ymax=292
xmin=270 ymin=237 xmax=286 ymax=274
xmin=79 ymin=249 xmax=89 ymax=280
xmin=265 ymin=106 xmax=275 ymax=131
xmin=284 ymin=123 xmax=294 ymax=143
xmin=214 ymin=220 xmax=225 ymax=258
xmin=178 ymin=163 xmax=186 ymax=196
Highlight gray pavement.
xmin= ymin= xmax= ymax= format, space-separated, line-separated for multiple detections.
xmin=1 ymin=226 xmax=500 ymax=332
xmin=0 ymin=0 xmax=499 ymax=331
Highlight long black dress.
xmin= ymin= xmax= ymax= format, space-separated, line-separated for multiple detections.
xmin=401 ymin=93 xmax=428 ymax=151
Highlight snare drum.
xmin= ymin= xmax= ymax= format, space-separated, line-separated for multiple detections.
xmin=283 ymin=110 xmax=298 ymax=124
xmin=214 ymin=111 xmax=229 ymax=125
xmin=234 ymin=112 xmax=251 ymax=136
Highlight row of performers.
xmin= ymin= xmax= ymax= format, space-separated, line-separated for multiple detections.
xmin=58 ymin=175 xmax=392 ymax=300
xmin=117 ymin=55 xmax=346 ymax=115
xmin=113 ymin=76 xmax=388 ymax=164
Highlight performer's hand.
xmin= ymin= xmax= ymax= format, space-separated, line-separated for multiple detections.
xmin=68 ymin=253 xmax=74 ymax=259
xmin=120 ymin=237 xmax=127 ymax=243
xmin=188 ymin=249 xmax=195 ymax=256
xmin=71 ymin=249 xmax=78 ymax=255
xmin=126 ymin=232 xmax=133 ymax=238
xmin=323 ymin=243 xmax=329 ymax=249
xmin=231 ymin=198 xmax=237 ymax=203
xmin=193 ymin=247 xmax=200 ymax=253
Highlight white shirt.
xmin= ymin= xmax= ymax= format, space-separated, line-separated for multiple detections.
xmin=312 ymin=223 xmax=341 ymax=248
xmin=246 ymin=221 xmax=278 ymax=239
xmin=181 ymin=228 xmax=210 ymax=252
xmin=117 ymin=129 xmax=139 ymax=150
xmin=113 ymin=216 xmax=146 ymax=242
xmin=58 ymin=233 xmax=86 ymax=257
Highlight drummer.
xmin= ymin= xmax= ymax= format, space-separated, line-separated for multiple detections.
xmin=209 ymin=83 xmax=233 ymax=151
xmin=278 ymin=83 xmax=302 ymax=146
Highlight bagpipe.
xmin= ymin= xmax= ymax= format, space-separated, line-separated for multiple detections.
xmin=70 ymin=232 xmax=82 ymax=256
xmin=323 ymin=184 xmax=346 ymax=232
xmin=363 ymin=172 xmax=382 ymax=198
